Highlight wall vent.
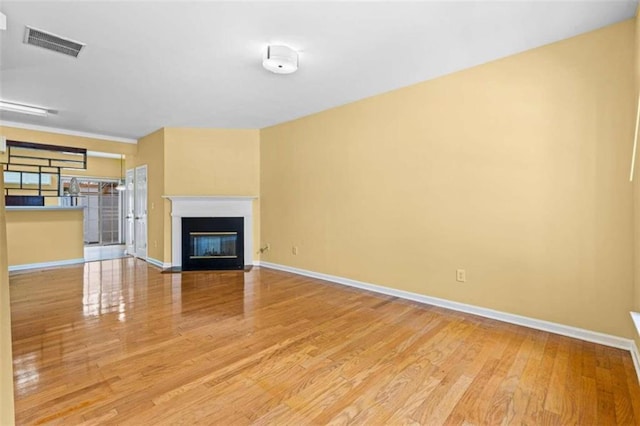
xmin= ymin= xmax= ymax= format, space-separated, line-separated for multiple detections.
xmin=23 ymin=26 xmax=85 ymax=58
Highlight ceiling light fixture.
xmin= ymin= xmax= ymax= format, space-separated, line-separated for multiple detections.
xmin=0 ymin=100 xmax=48 ymax=116
xmin=263 ymin=45 xmax=298 ymax=74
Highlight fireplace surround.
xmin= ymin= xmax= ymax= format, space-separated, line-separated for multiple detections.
xmin=164 ymin=196 xmax=257 ymax=269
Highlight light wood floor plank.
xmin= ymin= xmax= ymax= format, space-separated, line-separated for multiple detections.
xmin=9 ymin=258 xmax=640 ymax=425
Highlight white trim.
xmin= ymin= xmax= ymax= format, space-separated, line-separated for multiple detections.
xmin=629 ymin=312 xmax=640 ymax=384
xmin=87 ymin=151 xmax=124 ymax=159
xmin=259 ymin=261 xmax=635 ymax=351
xmin=60 ymin=175 xmax=119 ymax=184
xmin=631 ymin=311 xmax=640 ymax=336
xmin=0 ymin=120 xmax=137 ymax=144
xmin=146 ymin=257 xmax=170 ymax=269
xmin=8 ymin=258 xmax=84 ymax=272
xmin=630 ymin=341 xmax=640 ymax=385
xmin=162 ymin=195 xmax=258 ymax=201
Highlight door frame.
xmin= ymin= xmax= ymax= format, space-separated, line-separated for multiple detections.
xmin=124 ymin=168 xmax=135 ymax=256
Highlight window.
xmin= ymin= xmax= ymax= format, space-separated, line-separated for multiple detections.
xmin=4 ymin=171 xmax=53 ymax=185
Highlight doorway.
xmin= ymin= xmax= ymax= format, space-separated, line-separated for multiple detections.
xmin=61 ymin=178 xmax=127 ymax=262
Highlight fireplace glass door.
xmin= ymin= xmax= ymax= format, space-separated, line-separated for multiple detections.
xmin=190 ymin=232 xmax=238 ymax=259
xmin=181 ymin=217 xmax=244 ymax=270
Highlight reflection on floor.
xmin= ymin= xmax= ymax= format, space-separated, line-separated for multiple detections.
xmin=10 ymin=260 xmax=640 ymax=424
xmin=84 ymin=244 xmax=128 ymax=262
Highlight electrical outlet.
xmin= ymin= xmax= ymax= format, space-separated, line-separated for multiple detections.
xmin=292 ymin=246 xmax=298 ymax=255
xmin=266 ymin=243 xmax=271 ymax=250
xmin=456 ymin=269 xmax=466 ymax=283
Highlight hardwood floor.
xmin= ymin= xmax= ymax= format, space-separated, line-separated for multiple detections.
xmin=9 ymin=258 xmax=640 ymax=425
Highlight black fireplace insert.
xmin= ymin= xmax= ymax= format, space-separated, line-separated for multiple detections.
xmin=181 ymin=217 xmax=244 ymax=270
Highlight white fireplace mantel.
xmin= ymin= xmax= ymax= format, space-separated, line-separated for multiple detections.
xmin=163 ymin=195 xmax=257 ymax=268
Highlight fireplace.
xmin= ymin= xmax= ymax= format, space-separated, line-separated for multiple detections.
xmin=182 ymin=217 xmax=244 ymax=270
xmin=164 ymin=196 xmax=256 ymax=270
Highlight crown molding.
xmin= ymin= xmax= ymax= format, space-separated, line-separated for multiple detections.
xmin=0 ymin=120 xmax=137 ymax=144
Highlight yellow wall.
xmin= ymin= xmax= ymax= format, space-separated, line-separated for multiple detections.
xmin=6 ymin=210 xmax=83 ymax=266
xmin=135 ymin=129 xmax=165 ymax=263
xmin=163 ymin=128 xmax=260 ymax=195
xmin=0 ymin=176 xmax=15 ymax=424
xmin=632 ymin=8 xmax=640 ymax=350
xmin=162 ymin=128 xmax=261 ymax=264
xmin=261 ymin=21 xmax=636 ymax=338
xmin=68 ymin=156 xmax=121 ymax=179
xmin=0 ymin=126 xmax=136 ymax=157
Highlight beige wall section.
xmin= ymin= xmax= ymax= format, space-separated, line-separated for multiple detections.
xmin=67 ymin=156 xmax=121 ymax=179
xmin=136 ymin=129 xmax=165 ymax=263
xmin=0 ymin=177 xmax=15 ymax=424
xmin=0 ymin=126 xmax=136 ymax=156
xmin=163 ymin=128 xmax=261 ymax=263
xmin=5 ymin=210 xmax=83 ymax=266
xmin=632 ymin=9 xmax=640 ymax=352
xmin=634 ymin=10 xmax=640 ymax=319
xmin=163 ymin=128 xmax=260 ymax=195
xmin=261 ymin=21 xmax=636 ymax=338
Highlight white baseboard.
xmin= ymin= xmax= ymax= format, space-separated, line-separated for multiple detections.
xmin=259 ymin=261 xmax=635 ymax=352
xmin=8 ymin=258 xmax=85 ymax=272
xmin=146 ymin=257 xmax=171 ymax=269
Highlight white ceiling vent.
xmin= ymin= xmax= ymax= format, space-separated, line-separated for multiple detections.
xmin=23 ymin=26 xmax=85 ymax=58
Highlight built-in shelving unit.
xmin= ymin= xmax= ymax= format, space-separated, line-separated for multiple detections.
xmin=1 ymin=140 xmax=87 ymax=206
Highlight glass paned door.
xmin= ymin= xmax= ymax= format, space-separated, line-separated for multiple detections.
xmin=61 ymin=178 xmax=124 ymax=246
xmin=125 ymin=169 xmax=135 ymax=255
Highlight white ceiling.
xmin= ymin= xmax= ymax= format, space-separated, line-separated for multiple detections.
xmin=0 ymin=1 xmax=637 ymax=141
